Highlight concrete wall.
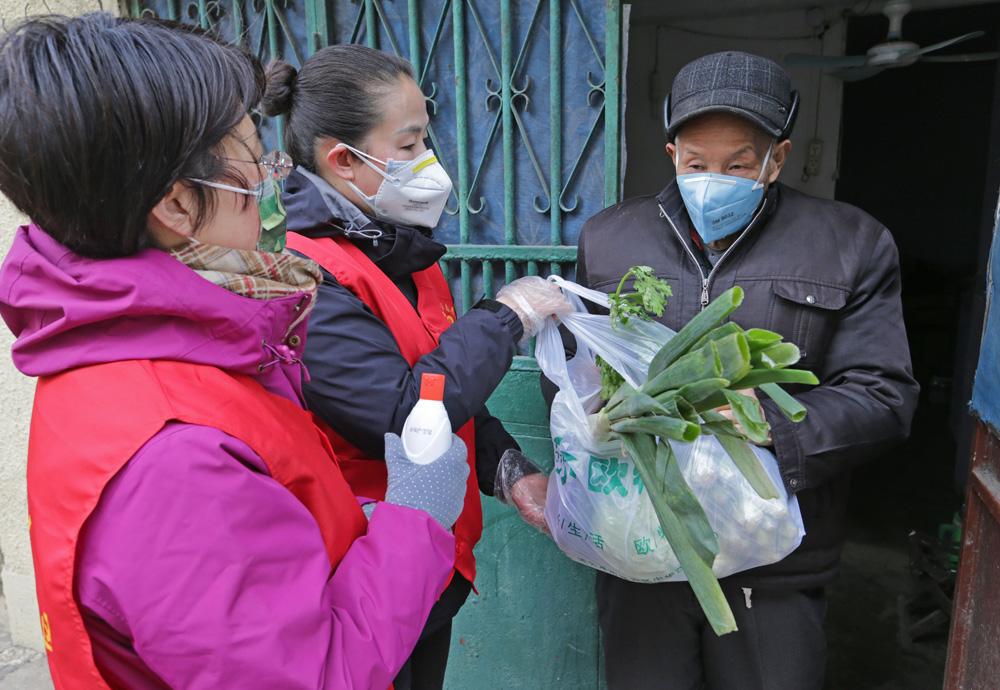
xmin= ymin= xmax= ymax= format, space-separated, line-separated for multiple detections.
xmin=0 ymin=0 xmax=113 ymax=652
xmin=624 ymin=3 xmax=847 ymax=200
xmin=0 ymin=199 xmax=39 ymax=652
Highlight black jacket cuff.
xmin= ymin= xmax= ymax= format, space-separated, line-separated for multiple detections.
xmin=761 ymin=398 xmax=804 ymax=494
xmin=472 ymin=298 xmax=524 ymax=342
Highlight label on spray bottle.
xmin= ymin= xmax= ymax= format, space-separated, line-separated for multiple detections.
xmin=402 ymin=373 xmax=453 ymax=464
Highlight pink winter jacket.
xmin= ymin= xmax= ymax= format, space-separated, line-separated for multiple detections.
xmin=0 ymin=224 xmax=456 ymax=689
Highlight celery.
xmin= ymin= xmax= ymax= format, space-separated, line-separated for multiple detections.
xmin=721 ymin=390 xmax=771 ymax=446
xmin=690 ymin=322 xmax=744 ymax=351
xmin=642 ymin=343 xmax=724 ymax=396
xmin=676 ymin=378 xmax=731 ymax=405
xmin=752 ymin=342 xmax=801 ymax=369
xmin=597 ymin=269 xmax=674 ymax=400
xmin=701 ymin=410 xmax=780 ymax=500
xmin=621 ymin=434 xmax=737 ymax=636
xmin=611 ymin=415 xmax=701 ymax=443
xmin=732 ymin=368 xmax=819 ymax=389
xmin=760 ymin=382 xmax=809 ymax=423
xmin=579 ymin=268 xmax=816 ymax=636
xmin=647 ymin=287 xmax=744 ymax=379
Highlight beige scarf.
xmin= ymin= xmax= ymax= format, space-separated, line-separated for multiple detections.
xmin=171 ymin=240 xmax=322 ymax=335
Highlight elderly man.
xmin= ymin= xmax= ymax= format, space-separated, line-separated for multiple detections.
xmin=575 ymin=51 xmax=919 ymax=689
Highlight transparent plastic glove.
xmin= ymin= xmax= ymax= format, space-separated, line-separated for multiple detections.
xmin=496 ymin=276 xmax=573 ymax=340
xmin=384 ymin=433 xmax=469 ymax=529
xmin=495 ymin=449 xmax=550 ymax=534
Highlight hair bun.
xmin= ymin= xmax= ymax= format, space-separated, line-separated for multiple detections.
xmin=262 ymin=60 xmax=298 ymax=116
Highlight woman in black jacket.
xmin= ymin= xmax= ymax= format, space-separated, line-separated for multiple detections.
xmin=262 ymin=45 xmax=567 ymax=690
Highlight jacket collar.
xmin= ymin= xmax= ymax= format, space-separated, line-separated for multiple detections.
xmin=282 ymin=166 xmax=446 ymax=280
xmin=286 ymin=166 xmax=379 ymax=238
xmin=0 ymin=224 xmax=311 ymax=403
xmin=655 ymin=178 xmax=782 ymax=248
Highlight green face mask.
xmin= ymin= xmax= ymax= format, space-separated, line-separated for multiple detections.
xmin=256 ymin=178 xmax=288 ymax=253
xmin=190 ymin=174 xmax=289 ymax=253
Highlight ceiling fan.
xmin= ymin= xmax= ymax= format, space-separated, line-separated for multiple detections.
xmin=785 ymin=0 xmax=998 ymax=82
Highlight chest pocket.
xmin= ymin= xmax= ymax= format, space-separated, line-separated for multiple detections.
xmin=769 ymin=280 xmax=849 ymax=371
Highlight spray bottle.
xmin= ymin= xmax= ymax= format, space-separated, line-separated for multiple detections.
xmin=402 ymin=373 xmax=453 ymax=464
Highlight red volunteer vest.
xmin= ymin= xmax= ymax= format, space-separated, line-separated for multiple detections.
xmin=286 ymin=233 xmax=482 ymax=584
xmin=27 ymin=360 xmax=369 ymax=690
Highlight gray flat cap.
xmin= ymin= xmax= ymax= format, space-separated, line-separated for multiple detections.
xmin=664 ymin=51 xmax=798 ymax=141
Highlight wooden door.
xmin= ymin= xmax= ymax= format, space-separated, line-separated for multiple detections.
xmin=946 ymin=420 xmax=1000 ymax=689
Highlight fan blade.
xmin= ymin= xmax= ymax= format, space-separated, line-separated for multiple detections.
xmin=915 ymin=30 xmax=986 ymax=56
xmin=830 ymin=65 xmax=889 ymax=82
xmin=785 ymin=52 xmax=869 ymax=68
xmin=921 ymin=51 xmax=999 ymax=63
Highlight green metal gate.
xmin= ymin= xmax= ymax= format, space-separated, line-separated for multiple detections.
xmin=127 ymin=0 xmax=624 ymax=685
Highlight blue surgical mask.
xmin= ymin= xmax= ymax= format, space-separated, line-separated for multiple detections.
xmin=676 ymin=144 xmax=773 ymax=244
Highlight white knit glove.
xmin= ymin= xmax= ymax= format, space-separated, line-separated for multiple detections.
xmin=383 ymin=433 xmax=469 ymax=529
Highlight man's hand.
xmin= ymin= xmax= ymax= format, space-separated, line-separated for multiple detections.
xmin=509 ymin=473 xmax=550 ymax=534
xmin=495 ymin=449 xmax=551 ymax=534
xmin=714 ymin=388 xmax=772 ymax=446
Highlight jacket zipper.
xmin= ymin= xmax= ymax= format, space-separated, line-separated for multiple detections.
xmin=657 ymin=201 xmax=768 ymax=311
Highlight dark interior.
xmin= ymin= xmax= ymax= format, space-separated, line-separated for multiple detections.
xmin=829 ymin=3 xmax=999 ymax=687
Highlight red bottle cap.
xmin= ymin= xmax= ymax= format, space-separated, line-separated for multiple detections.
xmin=420 ymin=373 xmax=445 ymax=401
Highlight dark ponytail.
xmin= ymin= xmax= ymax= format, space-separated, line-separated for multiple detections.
xmin=263 ymin=45 xmax=415 ymax=171
xmin=261 ymin=60 xmax=297 ymax=117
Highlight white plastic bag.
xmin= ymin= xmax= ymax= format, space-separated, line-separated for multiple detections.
xmin=538 ymin=277 xmax=805 ymax=583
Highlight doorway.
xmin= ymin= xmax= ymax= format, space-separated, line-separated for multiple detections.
xmin=833 ymin=3 xmax=998 ymax=688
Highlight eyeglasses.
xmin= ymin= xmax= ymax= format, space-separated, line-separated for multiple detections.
xmin=220 ymin=150 xmax=293 ymax=182
xmin=189 ymin=151 xmax=293 ymax=200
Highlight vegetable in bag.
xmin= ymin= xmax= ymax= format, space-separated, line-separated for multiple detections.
xmin=543 ymin=269 xmax=816 ymax=636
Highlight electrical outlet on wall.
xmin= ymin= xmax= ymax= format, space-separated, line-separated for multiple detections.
xmin=805 ymin=138 xmax=823 ymax=177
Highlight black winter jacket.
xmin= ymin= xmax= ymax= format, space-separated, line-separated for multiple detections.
xmin=574 ymin=180 xmax=920 ymax=589
xmin=283 ymin=168 xmax=523 ymax=496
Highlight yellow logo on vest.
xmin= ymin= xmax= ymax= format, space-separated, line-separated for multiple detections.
xmin=40 ymin=612 xmax=53 ymax=652
xmin=442 ymin=304 xmax=456 ymax=324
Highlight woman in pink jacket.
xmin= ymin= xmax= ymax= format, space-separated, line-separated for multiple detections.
xmin=0 ymin=13 xmax=469 ymax=689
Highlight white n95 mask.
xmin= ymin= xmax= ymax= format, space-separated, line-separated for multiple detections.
xmin=340 ymin=144 xmax=453 ymax=229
